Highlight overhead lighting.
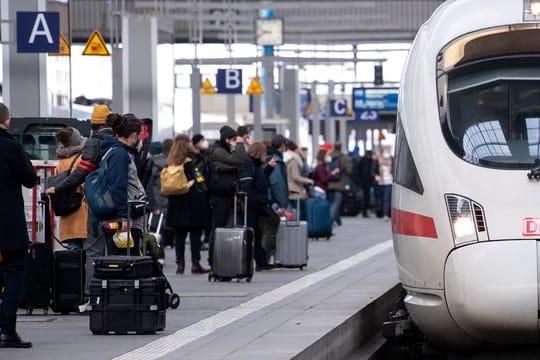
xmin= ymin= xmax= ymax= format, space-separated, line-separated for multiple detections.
xmin=532 ymin=1 xmax=540 ymax=16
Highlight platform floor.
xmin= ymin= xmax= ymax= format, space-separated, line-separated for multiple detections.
xmin=5 ymin=215 xmax=398 ymax=360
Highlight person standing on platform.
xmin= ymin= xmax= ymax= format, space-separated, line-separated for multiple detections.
xmin=0 ymin=102 xmax=37 ymax=348
xmin=327 ymin=142 xmax=352 ymax=226
xmin=284 ymin=140 xmax=313 ymax=217
xmin=54 ymin=127 xmax=88 ymax=250
xmin=191 ymin=134 xmax=212 ymax=251
xmin=263 ymin=134 xmax=289 ymax=262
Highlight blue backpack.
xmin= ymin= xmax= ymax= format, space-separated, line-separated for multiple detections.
xmin=85 ymin=148 xmax=117 ymax=220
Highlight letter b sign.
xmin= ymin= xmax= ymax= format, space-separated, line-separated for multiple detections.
xmin=216 ymin=69 xmax=243 ymax=94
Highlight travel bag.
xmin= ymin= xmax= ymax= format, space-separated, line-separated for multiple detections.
xmin=89 ymin=277 xmax=167 ymax=334
xmin=21 ymin=192 xmax=52 ymax=315
xmin=51 ymin=249 xmax=86 ymax=314
xmin=275 ymin=195 xmax=308 ymax=270
xmin=209 ymin=192 xmax=254 ymax=282
xmin=305 ymin=197 xmax=333 ymax=240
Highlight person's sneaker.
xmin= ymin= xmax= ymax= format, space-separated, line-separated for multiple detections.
xmin=0 ymin=332 xmax=32 ymax=348
xmin=78 ymin=299 xmax=90 ymax=313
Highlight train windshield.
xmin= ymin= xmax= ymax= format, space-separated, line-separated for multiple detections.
xmin=439 ymin=25 xmax=540 ymax=169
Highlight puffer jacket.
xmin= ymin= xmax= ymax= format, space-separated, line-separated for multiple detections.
xmin=55 ymin=126 xmax=114 ymax=194
xmin=284 ymin=150 xmax=313 ymax=199
xmin=266 ymin=147 xmax=288 ymax=209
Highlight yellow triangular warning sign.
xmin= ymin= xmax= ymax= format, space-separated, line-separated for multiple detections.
xmin=49 ymin=34 xmax=70 ymax=56
xmin=201 ymin=78 xmax=217 ymax=94
xmin=246 ymin=77 xmax=264 ymax=95
xmin=82 ymin=29 xmax=110 ymax=56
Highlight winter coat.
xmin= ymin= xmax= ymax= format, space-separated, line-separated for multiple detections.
xmin=239 ymin=156 xmax=274 ymax=215
xmin=358 ymin=156 xmax=376 ymax=188
xmin=284 ymin=150 xmax=313 ymax=200
xmin=266 ymin=147 xmax=289 ymax=209
xmin=56 ymin=152 xmax=88 ymax=241
xmin=327 ymin=150 xmax=352 ymax=192
xmin=0 ymin=128 xmax=37 ymax=251
xmin=55 ymin=126 xmax=114 ymax=194
xmin=167 ymin=159 xmax=210 ymax=228
xmin=312 ymin=163 xmax=333 ymax=193
xmin=99 ymin=137 xmax=146 ymax=223
xmin=208 ymin=141 xmax=246 ymax=197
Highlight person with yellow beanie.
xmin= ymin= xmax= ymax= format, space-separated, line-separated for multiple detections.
xmin=46 ymin=103 xmax=115 ymax=304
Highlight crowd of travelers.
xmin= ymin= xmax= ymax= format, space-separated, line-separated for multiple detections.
xmin=0 ymin=101 xmax=393 ymax=348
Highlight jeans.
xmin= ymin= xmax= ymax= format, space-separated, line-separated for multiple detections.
xmin=83 ymin=210 xmax=105 ymax=295
xmin=328 ymin=190 xmax=344 ymax=225
xmin=0 ymin=250 xmax=25 ymax=334
xmin=381 ymin=184 xmax=392 ymax=218
xmin=261 ymin=212 xmax=280 ymax=262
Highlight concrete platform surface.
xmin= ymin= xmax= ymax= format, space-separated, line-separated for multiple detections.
xmin=4 ymin=215 xmax=398 ymax=360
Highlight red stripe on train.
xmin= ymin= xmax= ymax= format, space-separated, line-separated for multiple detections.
xmin=391 ymin=208 xmax=438 ymax=239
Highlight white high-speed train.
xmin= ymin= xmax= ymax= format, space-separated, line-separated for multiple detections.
xmin=392 ymin=0 xmax=540 ymax=347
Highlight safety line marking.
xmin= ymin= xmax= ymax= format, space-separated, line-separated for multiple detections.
xmin=112 ymin=240 xmax=393 ymax=360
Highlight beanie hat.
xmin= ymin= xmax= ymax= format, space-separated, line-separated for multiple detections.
xmin=271 ymin=134 xmax=287 ymax=149
xmin=192 ymin=134 xmax=204 ymax=146
xmin=90 ymin=104 xmax=111 ymax=125
xmin=220 ymin=125 xmax=237 ymax=140
xmin=67 ymin=128 xmax=82 ymax=147
xmin=149 ymin=141 xmax=163 ymax=155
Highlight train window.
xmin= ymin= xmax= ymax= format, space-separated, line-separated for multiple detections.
xmin=394 ymin=118 xmax=424 ymax=194
xmin=444 ymin=65 xmax=540 ymax=169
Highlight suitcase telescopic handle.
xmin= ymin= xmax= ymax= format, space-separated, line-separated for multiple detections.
xmin=287 ymin=191 xmax=301 ymax=226
xmin=126 ymin=199 xmax=148 ymax=256
xmin=234 ymin=192 xmax=248 ymax=228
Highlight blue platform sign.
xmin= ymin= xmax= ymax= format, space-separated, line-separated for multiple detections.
xmin=329 ymin=99 xmax=348 ymax=117
xmin=216 ymin=69 xmax=243 ymax=94
xmin=352 ymin=87 xmax=398 ymax=112
xmin=17 ymin=12 xmax=60 ymax=53
xmin=355 ymin=110 xmax=379 ymax=122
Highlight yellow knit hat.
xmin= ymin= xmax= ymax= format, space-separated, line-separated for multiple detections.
xmin=90 ymin=104 xmax=111 ymax=125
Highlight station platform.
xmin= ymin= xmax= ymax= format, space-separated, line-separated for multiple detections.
xmin=5 ymin=216 xmax=400 ymax=360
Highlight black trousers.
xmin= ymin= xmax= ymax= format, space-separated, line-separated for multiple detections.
xmin=361 ymin=186 xmax=371 ymax=216
xmin=174 ymin=226 xmax=203 ymax=262
xmin=0 ymin=250 xmax=26 ymax=334
xmin=245 ymin=206 xmax=268 ymax=268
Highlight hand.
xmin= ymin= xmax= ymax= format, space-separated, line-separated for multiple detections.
xmin=46 ymin=187 xmax=56 ymax=195
xmin=120 ymin=220 xmax=129 ymax=232
xmin=276 ymin=208 xmax=287 ymax=217
xmin=331 ymin=168 xmax=340 ymax=175
xmin=268 ymin=157 xmax=277 ymax=168
xmin=308 ymin=179 xmax=314 ymax=186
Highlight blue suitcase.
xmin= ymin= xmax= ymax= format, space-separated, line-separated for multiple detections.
xmin=305 ymin=197 xmax=333 ymax=240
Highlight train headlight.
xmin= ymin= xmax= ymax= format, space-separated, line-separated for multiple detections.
xmin=445 ymin=194 xmax=478 ymax=246
xmin=524 ymin=0 xmax=540 ymax=20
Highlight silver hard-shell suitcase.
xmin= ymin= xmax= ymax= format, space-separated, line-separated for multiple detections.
xmin=275 ymin=195 xmax=309 ymax=270
xmin=209 ymin=192 xmax=254 ymax=282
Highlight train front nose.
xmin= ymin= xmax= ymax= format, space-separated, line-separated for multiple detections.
xmin=445 ymin=240 xmax=538 ymax=344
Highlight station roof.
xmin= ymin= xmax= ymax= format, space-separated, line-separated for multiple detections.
xmin=69 ymin=0 xmax=445 ymax=45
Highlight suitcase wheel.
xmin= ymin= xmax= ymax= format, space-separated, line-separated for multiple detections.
xmin=246 ymin=277 xmax=252 ymax=283
xmin=26 ymin=308 xmax=33 ymax=315
xmin=300 ymin=266 xmax=304 ymax=271
xmin=168 ymin=293 xmax=180 ymax=309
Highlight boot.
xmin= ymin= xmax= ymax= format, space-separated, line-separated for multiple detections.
xmin=191 ymin=261 xmax=211 ymax=274
xmin=176 ymin=258 xmax=185 ymax=274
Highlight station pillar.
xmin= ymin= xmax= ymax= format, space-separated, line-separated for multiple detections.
xmin=113 ymin=16 xmax=158 ymax=132
xmin=325 ymin=80 xmax=336 ymax=145
xmin=281 ymin=68 xmax=299 ymax=144
xmin=1 ymin=0 xmax=48 ymax=116
xmin=311 ymin=81 xmax=320 ymax=163
xmin=191 ymin=66 xmax=202 ymax=135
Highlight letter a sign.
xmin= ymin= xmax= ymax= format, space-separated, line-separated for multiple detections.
xmin=17 ymin=12 xmax=60 ymax=53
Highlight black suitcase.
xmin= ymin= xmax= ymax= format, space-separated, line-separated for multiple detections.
xmin=340 ymin=190 xmax=362 ymax=217
xmin=21 ymin=193 xmax=52 ymax=315
xmin=89 ymin=277 xmax=167 ymax=334
xmin=51 ymin=249 xmax=85 ymax=314
xmin=93 ymin=255 xmax=154 ymax=279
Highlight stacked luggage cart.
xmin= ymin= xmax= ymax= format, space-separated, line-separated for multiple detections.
xmin=88 ymin=200 xmax=179 ymax=335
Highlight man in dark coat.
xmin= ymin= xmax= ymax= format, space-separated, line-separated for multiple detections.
xmin=0 ymin=103 xmax=37 ymax=348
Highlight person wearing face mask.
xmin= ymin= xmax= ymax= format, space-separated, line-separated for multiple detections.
xmin=191 ymin=134 xmax=211 ymax=251
xmin=83 ymin=113 xmax=146 ymax=295
xmin=207 ymin=126 xmax=246 ymax=266
xmin=312 ymin=149 xmax=340 ymax=197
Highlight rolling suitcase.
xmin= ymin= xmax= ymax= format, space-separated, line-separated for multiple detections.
xmin=275 ymin=196 xmax=309 ymax=270
xmin=306 ymin=197 xmax=333 ymax=240
xmin=21 ymin=192 xmax=52 ymax=315
xmin=209 ymin=192 xmax=254 ymax=282
xmin=51 ymin=249 xmax=85 ymax=314
xmin=89 ymin=277 xmax=167 ymax=334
